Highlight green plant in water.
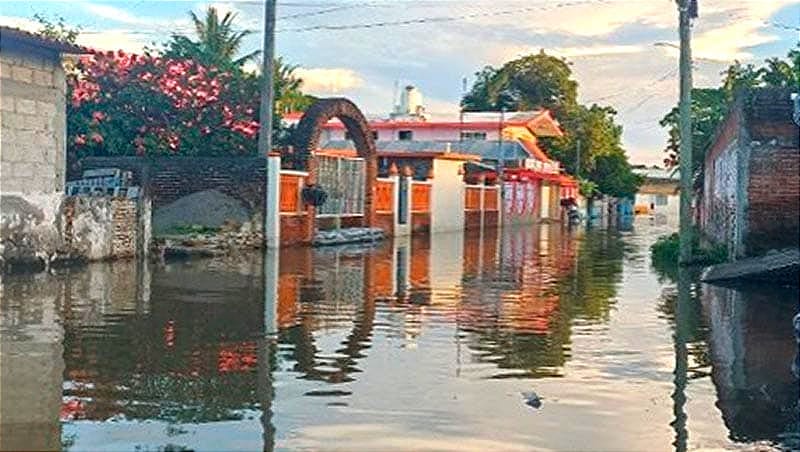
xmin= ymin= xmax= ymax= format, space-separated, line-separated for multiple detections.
xmin=651 ymin=232 xmax=728 ymax=279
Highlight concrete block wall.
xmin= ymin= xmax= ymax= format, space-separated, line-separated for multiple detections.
xmin=0 ymin=49 xmax=66 ymax=194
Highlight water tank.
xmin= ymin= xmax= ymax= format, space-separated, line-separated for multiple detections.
xmin=400 ymin=85 xmax=423 ymax=115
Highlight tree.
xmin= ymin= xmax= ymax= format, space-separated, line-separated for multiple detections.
xmin=461 ymin=50 xmax=641 ymax=199
xmin=659 ymin=46 xmax=800 ymax=183
xmin=589 ymin=152 xmax=644 ymax=199
xmin=68 ymin=51 xmax=261 ymax=159
xmin=461 ymin=51 xmax=578 ymax=115
xmin=33 ymin=13 xmax=80 ymax=44
xmin=163 ymin=7 xmax=259 ymax=69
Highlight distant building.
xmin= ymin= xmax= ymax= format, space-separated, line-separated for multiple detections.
xmin=632 ymin=166 xmax=679 ymax=226
xmin=700 ymin=87 xmax=800 ymax=258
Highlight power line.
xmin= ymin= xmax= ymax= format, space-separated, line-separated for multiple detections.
xmin=275 ymin=0 xmax=603 ymax=33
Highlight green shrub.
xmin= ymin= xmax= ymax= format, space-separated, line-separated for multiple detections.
xmin=650 ymin=232 xmax=728 ymax=269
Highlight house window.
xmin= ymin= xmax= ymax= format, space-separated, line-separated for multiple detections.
xmin=344 ymin=131 xmax=352 ymax=140
xmin=372 ymin=130 xmax=379 ymax=140
xmin=460 ymin=131 xmax=487 ymax=140
xmin=398 ymin=130 xmax=413 ymax=140
xmin=655 ymin=194 xmax=668 ymax=206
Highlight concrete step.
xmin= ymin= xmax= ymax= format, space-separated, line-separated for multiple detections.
xmin=701 ymin=248 xmax=800 ymax=285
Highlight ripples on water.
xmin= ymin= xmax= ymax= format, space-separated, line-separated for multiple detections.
xmin=0 ymin=222 xmax=797 ymax=451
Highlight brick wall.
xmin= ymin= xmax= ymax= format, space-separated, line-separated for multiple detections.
xmin=75 ymin=157 xmax=267 ymax=213
xmin=280 ymin=214 xmax=311 ymax=246
xmin=0 ymin=47 xmax=67 ymax=193
xmin=110 ymin=198 xmax=138 ymax=258
xmin=746 ymin=145 xmax=800 ymax=254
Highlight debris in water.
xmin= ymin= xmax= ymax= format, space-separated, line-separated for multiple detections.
xmin=521 ymin=391 xmax=542 ymax=409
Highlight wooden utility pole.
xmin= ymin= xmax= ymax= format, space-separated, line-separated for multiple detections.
xmin=258 ymin=0 xmax=277 ymax=156
xmin=678 ymin=0 xmax=696 ymax=264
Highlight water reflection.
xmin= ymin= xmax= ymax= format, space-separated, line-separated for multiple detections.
xmin=0 ymin=223 xmax=796 ymax=451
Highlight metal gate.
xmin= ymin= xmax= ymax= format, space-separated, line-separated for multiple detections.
xmin=316 ymin=155 xmax=366 ymax=217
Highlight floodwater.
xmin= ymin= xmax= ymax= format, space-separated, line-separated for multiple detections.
xmin=1 ymin=221 xmax=798 ymax=451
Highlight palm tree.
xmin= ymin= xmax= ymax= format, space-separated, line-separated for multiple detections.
xmin=165 ymin=7 xmax=259 ymax=68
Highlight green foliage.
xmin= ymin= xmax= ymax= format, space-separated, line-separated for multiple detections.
xmin=461 ymin=50 xmax=641 ymax=199
xmin=461 ymin=50 xmax=577 ymax=115
xmin=589 ymin=152 xmax=643 ymax=199
xmin=33 ymin=13 xmax=80 ymax=44
xmin=578 ymin=178 xmax=598 ymax=198
xmin=660 ymin=45 xmax=800 ymax=180
xmin=61 ymin=6 xmax=314 ymax=158
xmin=162 ymin=7 xmax=259 ymax=69
xmin=650 ymin=232 xmax=728 ymax=275
xmin=651 ymin=233 xmax=680 ymax=268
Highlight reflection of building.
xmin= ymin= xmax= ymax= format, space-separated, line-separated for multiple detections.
xmin=701 ymin=283 xmax=799 ymax=444
xmin=0 ymin=274 xmax=65 ymax=451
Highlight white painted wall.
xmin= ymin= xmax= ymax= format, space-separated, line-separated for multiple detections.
xmin=430 ymin=159 xmax=465 ymax=233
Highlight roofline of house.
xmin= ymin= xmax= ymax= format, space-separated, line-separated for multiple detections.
xmin=0 ymin=26 xmax=87 ymax=54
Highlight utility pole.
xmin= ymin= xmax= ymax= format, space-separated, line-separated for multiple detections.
xmin=258 ymin=0 xmax=277 ymax=156
xmin=678 ymin=0 xmax=696 ymax=264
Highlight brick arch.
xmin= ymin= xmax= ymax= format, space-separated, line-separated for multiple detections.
xmin=292 ymin=98 xmax=377 ymax=227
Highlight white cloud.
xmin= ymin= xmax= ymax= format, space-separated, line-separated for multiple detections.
xmin=0 ymin=15 xmax=41 ymax=32
xmin=81 ymin=2 xmax=152 ymax=26
xmin=545 ymin=45 xmax=645 ymax=58
xmin=295 ymin=67 xmax=365 ymax=95
xmin=75 ymin=29 xmax=149 ymax=53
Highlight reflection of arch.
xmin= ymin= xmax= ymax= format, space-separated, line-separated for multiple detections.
xmin=292 ymin=98 xmax=378 ymax=227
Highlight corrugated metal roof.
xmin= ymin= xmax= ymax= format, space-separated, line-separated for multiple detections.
xmin=322 ymin=140 xmax=530 ymax=161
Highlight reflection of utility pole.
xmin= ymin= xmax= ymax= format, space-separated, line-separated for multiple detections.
xmin=671 ymin=267 xmax=692 ymax=452
xmin=677 ymin=0 xmax=697 ymax=264
xmin=260 ymin=247 xmax=279 ymax=452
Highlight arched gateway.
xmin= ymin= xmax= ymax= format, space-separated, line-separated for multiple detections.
xmin=292 ymin=98 xmax=378 ymax=227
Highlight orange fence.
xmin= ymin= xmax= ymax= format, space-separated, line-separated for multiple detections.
xmin=483 ymin=187 xmax=499 ymax=211
xmin=411 ymin=182 xmax=431 ymax=212
xmin=280 ymin=173 xmax=305 ymax=213
xmin=465 ymin=186 xmax=482 ymax=210
xmin=374 ymin=179 xmax=394 ymax=212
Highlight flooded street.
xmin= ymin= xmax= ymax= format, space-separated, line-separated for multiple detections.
xmin=1 ymin=222 xmax=798 ymax=451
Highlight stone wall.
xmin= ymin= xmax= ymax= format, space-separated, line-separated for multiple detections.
xmin=0 ymin=47 xmax=66 ymax=193
xmin=1 ymin=195 xmax=147 ymax=272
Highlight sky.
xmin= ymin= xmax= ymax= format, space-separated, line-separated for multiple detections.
xmin=1 ymin=0 xmax=798 ymax=165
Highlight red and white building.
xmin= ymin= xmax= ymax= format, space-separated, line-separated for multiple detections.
xmin=283 ymin=85 xmax=579 ymax=223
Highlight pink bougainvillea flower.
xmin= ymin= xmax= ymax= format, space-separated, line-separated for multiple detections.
xmin=74 ymin=135 xmax=87 ymax=145
xmin=90 ymin=133 xmax=104 ymax=144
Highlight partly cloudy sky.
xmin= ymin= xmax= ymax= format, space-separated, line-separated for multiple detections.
xmin=2 ymin=0 xmax=798 ymax=164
